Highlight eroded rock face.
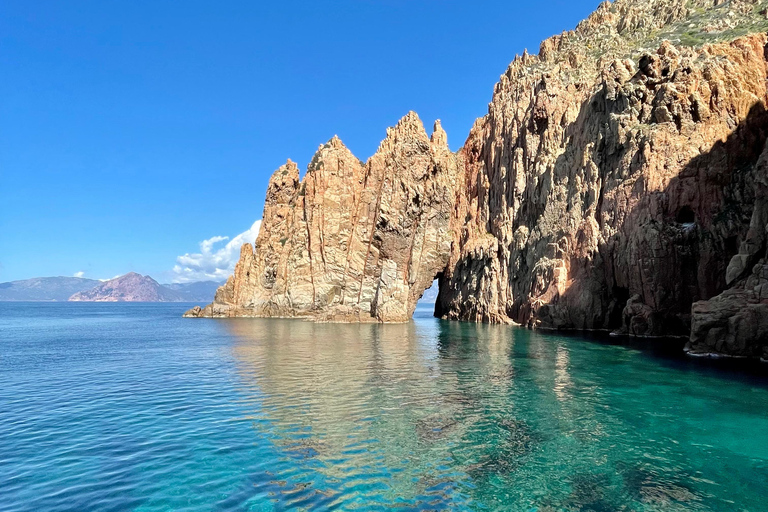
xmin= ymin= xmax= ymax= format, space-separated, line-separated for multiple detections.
xmin=187 ymin=114 xmax=460 ymax=322
xmin=189 ymin=0 xmax=768 ymax=357
xmin=435 ymin=0 xmax=768 ymax=353
xmin=440 ymin=33 xmax=768 ymax=339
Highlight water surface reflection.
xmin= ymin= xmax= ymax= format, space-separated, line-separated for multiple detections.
xmin=225 ymin=314 xmax=768 ymax=511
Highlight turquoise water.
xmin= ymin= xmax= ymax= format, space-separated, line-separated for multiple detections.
xmin=2 ymin=303 xmax=768 ymax=511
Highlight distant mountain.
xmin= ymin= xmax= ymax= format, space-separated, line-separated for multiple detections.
xmin=0 ymin=277 xmax=102 ymax=301
xmin=69 ymin=273 xmax=184 ymax=302
xmin=163 ymin=281 xmax=222 ymax=302
xmin=0 ymin=273 xmax=223 ymax=303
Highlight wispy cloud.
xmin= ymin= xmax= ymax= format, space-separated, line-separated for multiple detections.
xmin=73 ymin=271 xmax=85 ymax=278
xmin=172 ymin=220 xmax=262 ymax=284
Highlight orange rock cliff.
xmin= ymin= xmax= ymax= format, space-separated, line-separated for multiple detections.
xmin=187 ymin=0 xmax=768 ymax=360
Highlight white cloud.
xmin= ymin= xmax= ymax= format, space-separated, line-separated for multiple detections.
xmin=73 ymin=271 xmax=85 ymax=278
xmin=171 ymin=220 xmax=262 ymax=283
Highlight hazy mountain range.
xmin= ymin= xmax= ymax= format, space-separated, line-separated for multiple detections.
xmin=0 ymin=277 xmax=102 ymax=301
xmin=0 ymin=274 xmax=222 ymax=302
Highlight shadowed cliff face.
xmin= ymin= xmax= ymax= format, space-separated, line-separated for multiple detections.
xmin=686 ymin=124 xmax=768 ymax=359
xmin=188 ymin=0 xmax=768 ymax=357
xmin=441 ymin=34 xmax=768 ymax=336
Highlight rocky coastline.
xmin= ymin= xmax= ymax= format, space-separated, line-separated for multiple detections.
xmin=187 ymin=0 xmax=768 ymax=360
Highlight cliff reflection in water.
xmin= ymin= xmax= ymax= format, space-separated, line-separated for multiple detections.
xmin=225 ymin=318 xmax=504 ymax=507
xmin=223 ymin=317 xmax=574 ymax=509
xmin=222 ymin=314 xmax=768 ymax=511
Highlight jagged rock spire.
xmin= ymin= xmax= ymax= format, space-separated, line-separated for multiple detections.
xmin=431 ymin=120 xmax=448 ymax=148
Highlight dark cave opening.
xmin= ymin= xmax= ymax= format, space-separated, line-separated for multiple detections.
xmin=676 ymin=205 xmax=696 ymax=224
xmin=609 ymin=286 xmax=630 ymax=329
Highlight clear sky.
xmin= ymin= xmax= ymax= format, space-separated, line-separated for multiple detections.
xmin=1 ymin=0 xmax=601 ymax=283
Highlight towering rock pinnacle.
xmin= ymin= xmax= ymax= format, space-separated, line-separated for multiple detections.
xmin=431 ymin=120 xmax=448 ymax=148
xmin=188 ymin=0 xmax=768 ymax=359
xmin=187 ymin=112 xmax=460 ymax=322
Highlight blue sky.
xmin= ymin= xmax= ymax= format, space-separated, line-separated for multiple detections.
xmin=1 ymin=0 xmax=601 ymax=283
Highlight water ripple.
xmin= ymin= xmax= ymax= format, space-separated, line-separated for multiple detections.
xmin=1 ymin=303 xmax=768 ymax=511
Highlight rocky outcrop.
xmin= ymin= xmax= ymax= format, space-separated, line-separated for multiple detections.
xmin=186 ymin=114 xmax=460 ymax=322
xmin=70 ymin=273 xmax=184 ymax=302
xmin=440 ymin=33 xmax=768 ymax=338
xmin=189 ymin=0 xmax=768 ymax=358
xmin=436 ymin=0 xmax=768 ymax=352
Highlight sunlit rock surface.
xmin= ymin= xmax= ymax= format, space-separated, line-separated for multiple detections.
xmin=188 ymin=114 xmax=459 ymax=322
xmin=188 ymin=0 xmax=768 ymax=358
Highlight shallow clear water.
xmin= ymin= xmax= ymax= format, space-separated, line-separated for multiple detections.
xmin=2 ymin=303 xmax=768 ymax=511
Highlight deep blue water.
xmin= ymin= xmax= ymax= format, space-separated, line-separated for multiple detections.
xmin=1 ymin=302 xmax=768 ymax=511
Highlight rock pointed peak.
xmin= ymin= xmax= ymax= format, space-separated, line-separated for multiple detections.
xmin=307 ymin=134 xmax=361 ymax=173
xmin=378 ymin=111 xmax=429 ymax=154
xmin=268 ymin=160 xmax=300 ymax=191
xmin=386 ymin=111 xmax=424 ymax=135
xmin=239 ymin=242 xmax=255 ymax=258
xmin=430 ymin=119 xmax=448 ymax=148
xmin=314 ymin=134 xmax=352 ymax=156
xmin=277 ymin=159 xmax=299 ymax=177
xmin=314 ymin=134 xmax=351 ymax=154
xmin=266 ymin=161 xmax=300 ymax=205
xmin=398 ymin=110 xmax=422 ymax=126
xmin=328 ymin=134 xmax=344 ymax=148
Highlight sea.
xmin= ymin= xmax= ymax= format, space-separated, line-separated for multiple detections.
xmin=2 ymin=302 xmax=768 ymax=511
